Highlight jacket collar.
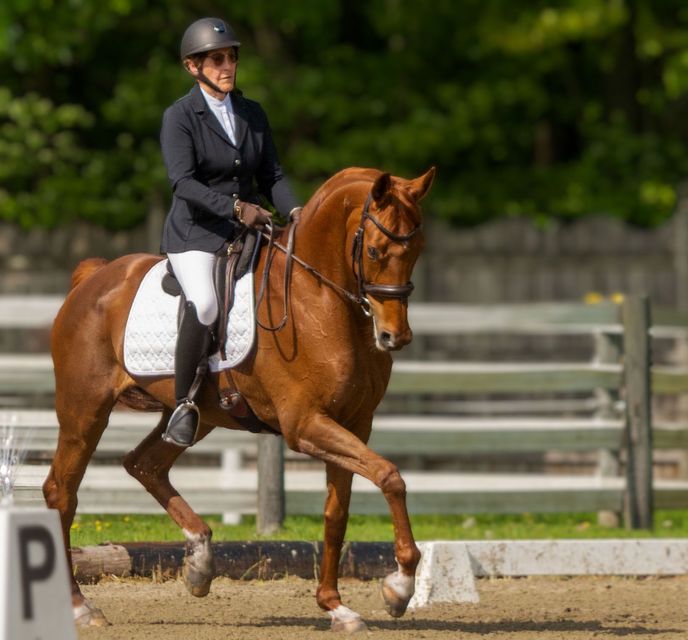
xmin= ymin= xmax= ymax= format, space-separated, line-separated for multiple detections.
xmin=231 ymin=92 xmax=249 ymax=149
xmin=190 ymin=83 xmax=247 ymax=149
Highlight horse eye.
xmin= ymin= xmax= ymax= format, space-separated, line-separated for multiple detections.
xmin=367 ymin=246 xmax=379 ymax=260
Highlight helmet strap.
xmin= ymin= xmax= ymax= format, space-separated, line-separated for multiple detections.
xmin=185 ymin=59 xmax=229 ymax=98
xmin=196 ymin=70 xmax=229 ymax=97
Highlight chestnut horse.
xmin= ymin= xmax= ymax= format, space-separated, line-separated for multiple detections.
xmin=44 ymin=166 xmax=435 ymax=632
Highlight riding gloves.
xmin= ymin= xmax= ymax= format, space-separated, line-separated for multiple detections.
xmin=234 ymin=199 xmax=272 ymax=230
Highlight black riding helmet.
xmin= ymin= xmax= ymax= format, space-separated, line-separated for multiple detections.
xmin=180 ymin=17 xmax=241 ymax=60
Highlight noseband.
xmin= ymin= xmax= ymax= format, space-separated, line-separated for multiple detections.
xmin=351 ymin=193 xmax=420 ymax=315
xmin=256 ymin=189 xmax=420 ymax=330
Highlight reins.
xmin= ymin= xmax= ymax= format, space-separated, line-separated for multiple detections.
xmin=255 ymin=189 xmax=419 ymax=331
xmin=254 ymin=220 xmax=298 ymax=332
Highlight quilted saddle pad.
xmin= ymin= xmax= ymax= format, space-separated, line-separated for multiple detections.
xmin=123 ymin=258 xmax=257 ymax=376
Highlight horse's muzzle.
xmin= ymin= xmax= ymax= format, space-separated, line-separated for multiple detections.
xmin=377 ymin=327 xmax=413 ymax=351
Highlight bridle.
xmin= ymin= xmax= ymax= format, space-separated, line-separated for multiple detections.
xmin=255 ymin=189 xmax=421 ymax=330
xmin=351 ymin=192 xmax=419 ymax=316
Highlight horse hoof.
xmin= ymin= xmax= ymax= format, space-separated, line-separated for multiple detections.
xmin=182 ymin=533 xmax=214 ymax=597
xmin=182 ymin=560 xmax=213 ymax=597
xmin=380 ymin=572 xmax=414 ymax=618
xmin=329 ymin=606 xmax=367 ymax=633
xmin=331 ymin=617 xmax=367 ymax=633
xmin=74 ymin=602 xmax=111 ymax=627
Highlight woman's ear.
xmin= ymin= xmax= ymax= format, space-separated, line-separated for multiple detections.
xmin=183 ymin=59 xmax=200 ymax=78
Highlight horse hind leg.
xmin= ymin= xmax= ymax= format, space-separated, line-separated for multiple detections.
xmin=43 ymin=384 xmax=118 ymax=626
xmin=123 ymin=410 xmax=216 ymax=597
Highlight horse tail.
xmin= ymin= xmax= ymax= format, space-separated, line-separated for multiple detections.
xmin=70 ymin=257 xmax=108 ymax=290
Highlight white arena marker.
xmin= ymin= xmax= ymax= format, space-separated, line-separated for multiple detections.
xmin=0 ymin=507 xmax=77 ymax=640
xmin=408 ymin=541 xmax=479 ymax=608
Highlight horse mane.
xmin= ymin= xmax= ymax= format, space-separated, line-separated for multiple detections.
xmin=309 ymin=167 xmax=382 ymax=204
xmin=303 ymin=167 xmax=382 ymax=215
xmin=70 ymin=258 xmax=109 ymax=290
xmin=302 ymin=167 xmax=421 ymax=231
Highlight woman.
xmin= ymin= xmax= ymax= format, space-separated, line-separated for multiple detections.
xmin=160 ymin=17 xmax=301 ymax=447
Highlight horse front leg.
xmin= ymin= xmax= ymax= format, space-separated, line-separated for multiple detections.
xmin=316 ymin=464 xmax=367 ymax=633
xmin=294 ymin=414 xmax=420 ymax=626
xmin=123 ymin=411 xmax=216 ymax=597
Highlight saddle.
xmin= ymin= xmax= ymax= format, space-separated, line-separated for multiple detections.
xmin=163 ymin=231 xmax=273 ymax=435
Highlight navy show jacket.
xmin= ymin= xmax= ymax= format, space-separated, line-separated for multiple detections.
xmin=160 ymin=83 xmax=300 ymax=253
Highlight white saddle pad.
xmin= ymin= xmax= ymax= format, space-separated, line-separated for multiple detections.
xmin=123 ymin=255 xmax=258 ymax=376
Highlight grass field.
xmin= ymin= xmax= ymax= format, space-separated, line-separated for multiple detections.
xmin=69 ymin=511 xmax=688 ymax=546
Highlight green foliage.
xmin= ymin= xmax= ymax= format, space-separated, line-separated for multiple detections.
xmin=1 ymin=1 xmax=688 ymax=228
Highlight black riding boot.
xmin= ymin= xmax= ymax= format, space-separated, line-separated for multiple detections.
xmin=162 ymin=301 xmax=212 ymax=447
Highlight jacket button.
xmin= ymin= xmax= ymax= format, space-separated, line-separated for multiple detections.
xmin=232 ymin=193 xmax=239 ymax=198
xmin=234 ymin=158 xmax=241 ymax=166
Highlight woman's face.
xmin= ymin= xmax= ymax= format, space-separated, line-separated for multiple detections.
xmin=189 ymin=47 xmax=238 ymax=97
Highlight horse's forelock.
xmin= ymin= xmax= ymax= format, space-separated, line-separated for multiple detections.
xmin=379 ymin=181 xmax=422 ymax=233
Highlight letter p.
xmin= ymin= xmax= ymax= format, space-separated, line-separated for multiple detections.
xmin=18 ymin=525 xmax=56 ymax=620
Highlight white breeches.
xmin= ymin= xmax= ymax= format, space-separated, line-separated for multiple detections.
xmin=166 ymin=251 xmax=218 ymax=326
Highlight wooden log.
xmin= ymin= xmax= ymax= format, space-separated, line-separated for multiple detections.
xmin=71 ymin=544 xmax=131 ymax=582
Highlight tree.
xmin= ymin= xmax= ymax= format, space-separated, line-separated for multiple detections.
xmin=1 ymin=0 xmax=688 ymax=229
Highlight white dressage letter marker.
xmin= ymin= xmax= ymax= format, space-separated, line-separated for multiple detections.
xmin=0 ymin=507 xmax=77 ymax=640
xmin=408 ymin=541 xmax=479 ymax=608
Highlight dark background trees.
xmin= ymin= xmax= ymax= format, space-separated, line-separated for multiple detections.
xmin=1 ymin=0 xmax=688 ymax=229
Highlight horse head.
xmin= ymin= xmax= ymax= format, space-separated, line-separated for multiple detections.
xmin=353 ymin=167 xmax=435 ymax=351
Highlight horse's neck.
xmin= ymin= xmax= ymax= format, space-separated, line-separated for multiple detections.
xmin=296 ymin=183 xmax=367 ymax=286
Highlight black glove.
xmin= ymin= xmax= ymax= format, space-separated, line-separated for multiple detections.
xmin=234 ymin=200 xmax=272 ymax=230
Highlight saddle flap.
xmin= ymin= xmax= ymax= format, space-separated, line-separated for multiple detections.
xmin=236 ymin=231 xmax=259 ymax=280
xmin=124 ymin=257 xmax=259 ymax=376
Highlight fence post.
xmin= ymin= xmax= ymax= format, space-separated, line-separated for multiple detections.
xmin=621 ymin=295 xmax=654 ymax=530
xmin=220 ymin=448 xmax=242 ymax=525
xmin=671 ymin=184 xmax=688 ymax=478
xmin=673 ymin=181 xmax=688 ymax=313
xmin=256 ymin=434 xmax=284 ymax=534
xmin=593 ymin=327 xmax=623 ymax=527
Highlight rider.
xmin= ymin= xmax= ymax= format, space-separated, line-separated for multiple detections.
xmin=160 ymin=17 xmax=301 ymax=447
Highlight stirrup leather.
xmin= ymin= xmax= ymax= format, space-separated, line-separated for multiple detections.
xmin=162 ymin=400 xmax=200 ymax=447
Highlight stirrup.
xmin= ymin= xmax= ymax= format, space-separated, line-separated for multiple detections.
xmin=162 ymin=400 xmax=200 ymax=448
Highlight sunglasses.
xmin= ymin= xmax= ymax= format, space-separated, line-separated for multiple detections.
xmin=207 ymin=50 xmax=238 ymax=66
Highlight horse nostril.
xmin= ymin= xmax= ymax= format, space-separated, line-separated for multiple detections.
xmin=379 ymin=331 xmax=394 ymax=348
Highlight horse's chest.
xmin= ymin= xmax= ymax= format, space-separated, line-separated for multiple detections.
xmin=325 ymin=355 xmax=390 ymax=412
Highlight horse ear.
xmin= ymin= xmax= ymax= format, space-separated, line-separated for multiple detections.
xmin=408 ymin=166 xmax=436 ymax=202
xmin=372 ymin=172 xmax=392 ymax=203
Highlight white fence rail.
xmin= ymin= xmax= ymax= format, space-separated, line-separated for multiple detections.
xmin=3 ymin=295 xmax=688 ymax=526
